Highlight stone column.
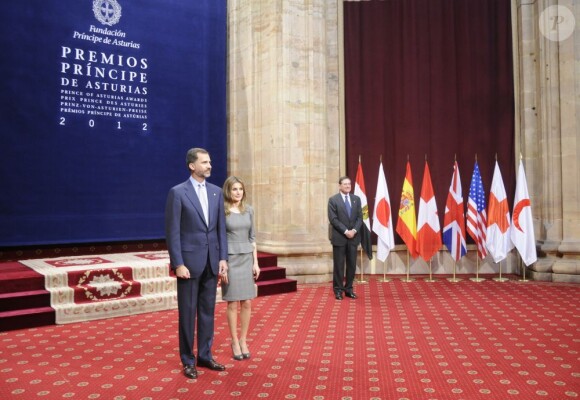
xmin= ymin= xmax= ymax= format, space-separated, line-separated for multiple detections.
xmin=554 ymin=0 xmax=580 ymax=280
xmin=515 ymin=0 xmax=580 ymax=281
xmin=227 ymin=0 xmax=341 ymax=283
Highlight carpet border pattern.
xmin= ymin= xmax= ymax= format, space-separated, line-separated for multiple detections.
xmin=20 ymin=251 xmax=177 ymax=324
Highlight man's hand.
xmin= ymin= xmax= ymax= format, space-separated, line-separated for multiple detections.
xmin=219 ymin=260 xmax=229 ymax=284
xmin=175 ymin=265 xmax=190 ymax=279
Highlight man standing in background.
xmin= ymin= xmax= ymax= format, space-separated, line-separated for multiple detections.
xmin=328 ymin=176 xmax=362 ymax=300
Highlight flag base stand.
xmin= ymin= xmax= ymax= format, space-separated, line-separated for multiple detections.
xmin=377 ymin=259 xmax=390 ymax=282
xmin=356 ymin=249 xmax=368 ymax=283
xmin=517 ymin=261 xmax=529 ymax=282
xmin=424 ymin=261 xmax=437 ymax=282
xmin=470 ymin=257 xmax=485 ymax=282
xmin=400 ymin=254 xmax=414 ymax=281
xmin=447 ymin=261 xmax=461 ymax=282
xmin=493 ymin=261 xmax=509 ymax=281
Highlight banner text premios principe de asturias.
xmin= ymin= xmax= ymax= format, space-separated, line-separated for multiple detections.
xmin=60 ymin=46 xmax=147 ymax=95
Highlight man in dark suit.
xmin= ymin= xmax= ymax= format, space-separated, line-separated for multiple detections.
xmin=165 ymin=147 xmax=229 ymax=379
xmin=328 ymin=176 xmax=363 ymax=300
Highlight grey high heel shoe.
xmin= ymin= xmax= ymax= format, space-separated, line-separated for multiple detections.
xmin=240 ymin=340 xmax=250 ymax=359
xmin=231 ymin=343 xmax=243 ymax=361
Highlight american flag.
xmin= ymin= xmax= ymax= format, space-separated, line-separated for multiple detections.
xmin=466 ymin=161 xmax=488 ymax=259
xmin=443 ymin=161 xmax=466 ymax=261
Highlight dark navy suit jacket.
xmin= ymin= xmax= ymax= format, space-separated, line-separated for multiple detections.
xmin=165 ymin=179 xmax=228 ymax=277
xmin=328 ymin=192 xmax=363 ymax=246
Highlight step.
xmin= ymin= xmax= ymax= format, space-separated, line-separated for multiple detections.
xmin=0 ymin=307 xmax=55 ymax=332
xmin=0 ymin=271 xmax=45 ymax=294
xmin=256 ymin=266 xmax=287 ymax=281
xmin=257 ymin=252 xmax=278 ymax=268
xmin=0 ymin=290 xmax=51 ymax=312
xmin=256 ymin=278 xmax=297 ymax=297
xmin=0 ymin=262 xmax=32 ymax=273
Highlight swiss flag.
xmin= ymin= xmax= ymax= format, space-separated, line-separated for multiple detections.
xmin=416 ymin=161 xmax=441 ymax=261
xmin=485 ymin=161 xmax=513 ymax=263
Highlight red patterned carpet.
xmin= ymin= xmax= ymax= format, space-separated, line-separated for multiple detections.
xmin=1 ymin=278 xmax=578 ymax=399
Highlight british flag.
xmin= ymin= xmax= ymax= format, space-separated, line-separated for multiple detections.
xmin=443 ymin=161 xmax=467 ymax=261
xmin=466 ymin=161 xmax=488 ymax=259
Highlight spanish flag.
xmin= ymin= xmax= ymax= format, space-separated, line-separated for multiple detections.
xmin=396 ymin=161 xmax=419 ymax=258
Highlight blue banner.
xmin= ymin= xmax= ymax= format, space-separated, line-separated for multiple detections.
xmin=0 ymin=0 xmax=227 ymax=246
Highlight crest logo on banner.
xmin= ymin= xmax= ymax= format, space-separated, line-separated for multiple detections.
xmin=93 ymin=0 xmax=122 ymax=26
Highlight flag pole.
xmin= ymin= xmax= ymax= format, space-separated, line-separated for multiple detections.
xmin=377 ymin=259 xmax=391 ymax=282
xmin=517 ymin=256 xmax=529 ymax=282
xmin=356 ymin=154 xmax=368 ymax=284
xmin=447 ymin=259 xmax=461 ymax=282
xmin=469 ymin=251 xmax=485 ymax=282
xmin=493 ymin=260 xmax=509 ymax=282
xmin=401 ymin=249 xmax=415 ymax=282
xmin=399 ymin=154 xmax=414 ymax=282
xmin=469 ymin=154 xmax=485 ymax=282
xmin=357 ymin=244 xmax=368 ymax=283
xmin=425 ymin=258 xmax=436 ymax=282
xmin=513 ymin=153 xmax=535 ymax=283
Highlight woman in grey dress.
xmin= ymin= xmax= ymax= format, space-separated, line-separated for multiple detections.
xmin=221 ymin=176 xmax=260 ymax=360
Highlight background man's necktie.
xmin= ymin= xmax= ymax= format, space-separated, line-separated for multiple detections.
xmin=198 ymin=184 xmax=209 ymax=224
xmin=344 ymin=195 xmax=351 ymax=217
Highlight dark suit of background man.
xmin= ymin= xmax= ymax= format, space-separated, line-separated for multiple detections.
xmin=165 ymin=147 xmax=229 ymax=380
xmin=328 ymin=176 xmax=362 ymax=300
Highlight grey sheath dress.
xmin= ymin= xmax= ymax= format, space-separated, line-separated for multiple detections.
xmin=221 ymin=205 xmax=256 ymax=301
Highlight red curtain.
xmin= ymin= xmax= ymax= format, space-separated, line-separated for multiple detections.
xmin=344 ymin=0 xmax=514 ymax=244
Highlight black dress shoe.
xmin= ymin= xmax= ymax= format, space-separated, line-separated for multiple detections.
xmin=335 ymin=292 xmax=343 ymax=300
xmin=183 ymin=364 xmax=197 ymax=379
xmin=197 ymin=358 xmax=226 ymax=371
xmin=345 ymin=292 xmax=358 ymax=299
